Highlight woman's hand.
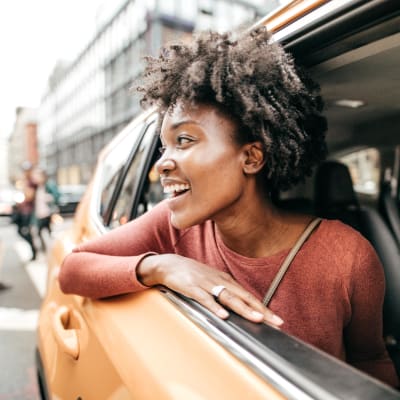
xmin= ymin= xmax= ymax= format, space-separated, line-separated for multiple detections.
xmin=137 ymin=254 xmax=283 ymax=327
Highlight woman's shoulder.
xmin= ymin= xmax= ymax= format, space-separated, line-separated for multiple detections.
xmin=314 ymin=218 xmax=378 ymax=264
xmin=318 ymin=218 xmax=368 ymax=244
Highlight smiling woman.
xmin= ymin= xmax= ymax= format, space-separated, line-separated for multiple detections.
xmin=58 ymin=27 xmax=398 ymax=386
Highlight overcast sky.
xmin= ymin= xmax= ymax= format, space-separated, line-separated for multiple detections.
xmin=0 ymin=0 xmax=104 ymax=138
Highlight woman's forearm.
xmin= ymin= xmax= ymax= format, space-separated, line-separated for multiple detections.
xmin=59 ymin=251 xmax=150 ymax=298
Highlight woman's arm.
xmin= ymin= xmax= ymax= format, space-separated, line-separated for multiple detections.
xmin=59 ymin=201 xmax=174 ymax=298
xmin=344 ymin=240 xmax=398 ymax=387
xmin=59 ymin=200 xmax=283 ymax=326
xmin=59 ymin=251 xmax=154 ymax=298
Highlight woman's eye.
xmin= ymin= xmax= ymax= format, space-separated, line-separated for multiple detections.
xmin=176 ymin=136 xmax=193 ymax=147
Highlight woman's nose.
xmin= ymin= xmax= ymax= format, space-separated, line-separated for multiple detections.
xmin=156 ymin=154 xmax=176 ymax=175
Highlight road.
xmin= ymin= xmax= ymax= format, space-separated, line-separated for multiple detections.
xmin=0 ymin=216 xmax=70 ymax=400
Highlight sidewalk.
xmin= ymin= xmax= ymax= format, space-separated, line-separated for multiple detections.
xmin=14 ymin=241 xmax=47 ymax=299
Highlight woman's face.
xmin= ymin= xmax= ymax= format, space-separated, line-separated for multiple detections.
xmin=156 ymin=103 xmax=255 ymax=229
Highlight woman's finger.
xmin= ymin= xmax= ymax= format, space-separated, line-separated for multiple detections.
xmin=217 ymin=289 xmax=266 ymax=322
xmin=187 ymin=287 xmax=230 ymax=319
xmin=238 ymin=290 xmax=283 ymax=326
xmin=216 ymin=286 xmax=284 ymax=327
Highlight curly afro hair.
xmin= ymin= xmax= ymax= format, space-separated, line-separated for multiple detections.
xmin=137 ymin=26 xmax=327 ymax=192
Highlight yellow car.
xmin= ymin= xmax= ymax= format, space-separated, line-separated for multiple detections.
xmin=36 ymin=1 xmax=400 ymax=399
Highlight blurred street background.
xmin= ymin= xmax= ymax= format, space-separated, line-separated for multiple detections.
xmin=0 ymin=214 xmax=72 ymax=400
xmin=0 ymin=1 xmax=288 ymax=398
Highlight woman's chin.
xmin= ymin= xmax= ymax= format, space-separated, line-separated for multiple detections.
xmin=170 ymin=214 xmax=190 ymax=230
xmin=169 ymin=212 xmax=202 ymax=230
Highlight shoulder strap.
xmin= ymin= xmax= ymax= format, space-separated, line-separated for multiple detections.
xmin=262 ymin=217 xmax=322 ymax=306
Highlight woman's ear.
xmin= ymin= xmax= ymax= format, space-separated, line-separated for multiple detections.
xmin=242 ymin=142 xmax=266 ymax=175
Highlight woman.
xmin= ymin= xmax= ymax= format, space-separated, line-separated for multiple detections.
xmin=59 ymin=28 xmax=398 ymax=386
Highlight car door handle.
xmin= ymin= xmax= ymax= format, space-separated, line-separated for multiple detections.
xmin=52 ymin=306 xmax=80 ymax=360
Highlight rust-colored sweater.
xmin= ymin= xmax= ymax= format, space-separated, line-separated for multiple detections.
xmin=60 ymin=200 xmax=398 ymax=386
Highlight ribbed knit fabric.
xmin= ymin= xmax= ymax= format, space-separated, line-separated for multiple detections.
xmin=59 ymin=200 xmax=398 ymax=386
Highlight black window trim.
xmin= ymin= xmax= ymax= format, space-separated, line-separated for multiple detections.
xmin=276 ymin=0 xmax=400 ymax=65
xmin=130 ymin=118 xmax=161 ymax=220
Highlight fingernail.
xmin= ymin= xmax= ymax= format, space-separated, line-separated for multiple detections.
xmin=251 ymin=311 xmax=264 ymax=319
xmin=217 ymin=309 xmax=229 ymax=319
xmin=270 ymin=314 xmax=284 ymax=325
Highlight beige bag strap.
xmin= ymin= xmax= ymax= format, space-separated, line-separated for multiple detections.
xmin=262 ymin=217 xmax=322 ymax=306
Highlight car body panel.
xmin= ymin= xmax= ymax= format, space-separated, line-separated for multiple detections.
xmin=39 ymin=261 xmax=284 ymax=399
xmin=257 ymin=0 xmax=329 ymax=32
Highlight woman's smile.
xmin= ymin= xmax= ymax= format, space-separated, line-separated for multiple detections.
xmin=162 ymin=181 xmax=191 ymax=197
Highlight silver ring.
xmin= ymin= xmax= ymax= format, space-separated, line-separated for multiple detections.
xmin=211 ymin=285 xmax=226 ymax=299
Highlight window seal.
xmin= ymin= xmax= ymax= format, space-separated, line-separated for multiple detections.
xmin=130 ymin=123 xmax=161 ymax=220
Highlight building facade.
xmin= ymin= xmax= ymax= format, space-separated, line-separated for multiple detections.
xmin=8 ymin=107 xmax=38 ymax=184
xmin=39 ymin=0 xmax=281 ymax=184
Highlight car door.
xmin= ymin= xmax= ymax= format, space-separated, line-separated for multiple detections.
xmin=37 ymin=115 xmax=154 ymax=400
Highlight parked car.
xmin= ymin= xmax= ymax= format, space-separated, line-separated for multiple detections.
xmin=0 ymin=185 xmax=24 ymax=217
xmin=36 ymin=1 xmax=400 ymax=399
xmin=57 ymin=184 xmax=86 ymax=215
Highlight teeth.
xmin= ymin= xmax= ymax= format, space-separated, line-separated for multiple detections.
xmin=163 ymin=184 xmax=190 ymax=194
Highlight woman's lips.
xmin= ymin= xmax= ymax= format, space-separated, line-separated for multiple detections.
xmin=166 ymin=188 xmax=191 ymax=208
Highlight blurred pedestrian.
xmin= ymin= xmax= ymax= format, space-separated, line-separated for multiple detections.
xmin=44 ymin=174 xmax=60 ymax=208
xmin=14 ymin=161 xmax=37 ymax=260
xmin=0 ymin=282 xmax=11 ymax=290
xmin=32 ymin=168 xmax=59 ymax=252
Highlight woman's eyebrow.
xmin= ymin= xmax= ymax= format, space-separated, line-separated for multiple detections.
xmin=171 ymin=120 xmax=199 ymax=130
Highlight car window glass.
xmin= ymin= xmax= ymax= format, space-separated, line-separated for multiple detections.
xmin=109 ymin=122 xmax=157 ymax=228
xmin=135 ymin=139 xmax=166 ymax=218
xmin=98 ymin=123 xmax=143 ymax=222
xmin=339 ymin=148 xmax=380 ymax=199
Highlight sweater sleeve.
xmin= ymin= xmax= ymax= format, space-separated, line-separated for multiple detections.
xmin=344 ymin=238 xmax=399 ymax=387
xmin=59 ymin=200 xmax=175 ymax=299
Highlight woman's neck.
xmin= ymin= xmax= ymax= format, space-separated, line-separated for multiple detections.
xmin=214 ymin=195 xmax=311 ymax=258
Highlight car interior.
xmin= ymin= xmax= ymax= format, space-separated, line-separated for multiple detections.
xmin=311 ymin=28 xmax=400 ymax=372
